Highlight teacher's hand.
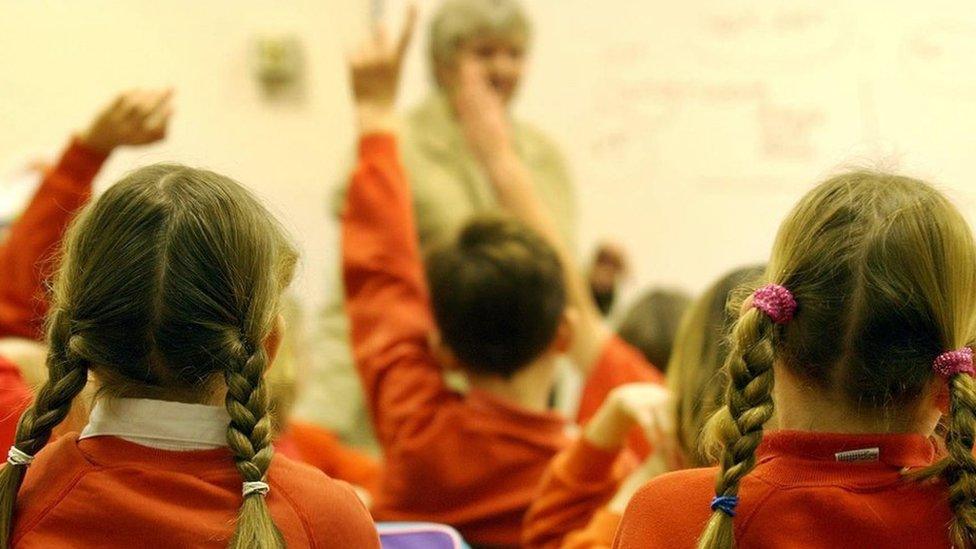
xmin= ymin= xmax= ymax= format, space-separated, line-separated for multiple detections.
xmin=455 ymin=58 xmax=514 ymax=168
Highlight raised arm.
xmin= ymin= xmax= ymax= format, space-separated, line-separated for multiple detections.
xmin=453 ymin=61 xmax=609 ymax=373
xmin=342 ymin=9 xmax=456 ymax=446
xmin=0 ymin=89 xmax=173 ymax=342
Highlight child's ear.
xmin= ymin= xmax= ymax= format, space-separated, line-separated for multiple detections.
xmin=552 ymin=308 xmax=577 ymax=354
xmin=428 ymin=329 xmax=463 ymax=372
xmin=263 ymin=314 xmax=286 ymax=371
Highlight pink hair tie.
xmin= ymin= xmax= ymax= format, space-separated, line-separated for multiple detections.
xmin=752 ymin=284 xmax=797 ymax=324
xmin=933 ymin=347 xmax=975 ymax=378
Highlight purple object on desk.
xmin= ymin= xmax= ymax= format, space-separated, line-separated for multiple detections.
xmin=377 ymin=522 xmax=468 ymax=549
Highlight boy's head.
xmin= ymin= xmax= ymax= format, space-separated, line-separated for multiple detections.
xmin=616 ymin=288 xmax=691 ymax=372
xmin=425 ymin=215 xmax=568 ymax=379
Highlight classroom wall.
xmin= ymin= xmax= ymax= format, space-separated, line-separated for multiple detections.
xmin=5 ymin=0 xmax=976 ymax=311
xmin=0 ymin=0 xmax=370 ymax=314
xmin=392 ymin=0 xmax=976 ymax=301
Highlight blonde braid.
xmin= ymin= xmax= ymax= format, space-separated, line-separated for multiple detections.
xmin=0 ymin=318 xmax=91 ymax=546
xmin=942 ymin=372 xmax=976 ymax=548
xmin=698 ymin=308 xmax=777 ymax=549
xmin=224 ymin=343 xmax=284 ymax=549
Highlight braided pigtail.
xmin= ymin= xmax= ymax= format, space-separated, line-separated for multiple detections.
xmin=921 ymin=349 xmax=976 ymax=548
xmin=224 ymin=342 xmax=284 ymax=549
xmin=698 ymin=284 xmax=794 ymax=549
xmin=944 ymin=372 xmax=976 ymax=548
xmin=0 ymin=317 xmax=90 ymax=546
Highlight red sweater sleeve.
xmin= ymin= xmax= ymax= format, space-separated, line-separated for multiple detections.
xmin=0 ymin=138 xmax=107 ymax=340
xmin=341 ymin=134 xmax=451 ymax=448
xmin=563 ymin=509 xmax=622 ymax=549
xmin=523 ymin=438 xmax=635 ymax=549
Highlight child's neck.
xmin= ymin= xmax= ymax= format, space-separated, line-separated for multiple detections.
xmin=467 ymin=357 xmax=558 ymax=413
xmin=772 ymin=366 xmax=941 ymax=436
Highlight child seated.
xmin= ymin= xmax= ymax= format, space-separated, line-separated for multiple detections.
xmin=0 ymin=162 xmax=378 ymax=547
xmin=616 ymin=173 xmax=976 ymax=548
xmin=342 ymin=13 xmax=657 ymax=547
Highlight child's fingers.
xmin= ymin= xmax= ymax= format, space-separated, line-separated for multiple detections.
xmin=143 ymin=103 xmax=173 ymax=137
xmin=631 ymin=407 xmax=658 ymax=440
xmin=143 ymin=89 xmax=174 ymax=118
xmin=395 ymin=4 xmax=418 ymax=62
xmin=120 ymin=90 xmax=152 ymax=121
xmin=105 ymin=93 xmax=127 ymax=115
xmin=374 ymin=24 xmax=389 ymax=51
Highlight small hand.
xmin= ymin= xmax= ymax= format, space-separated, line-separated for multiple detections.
xmin=584 ymin=383 xmax=675 ymax=454
xmin=79 ymin=89 xmax=174 ymax=154
xmin=349 ymin=5 xmax=417 ymax=132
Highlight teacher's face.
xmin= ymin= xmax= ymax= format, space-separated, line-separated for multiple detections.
xmin=448 ymin=33 xmax=527 ymax=105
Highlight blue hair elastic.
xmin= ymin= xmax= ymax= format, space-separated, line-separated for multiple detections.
xmin=710 ymin=495 xmax=739 ymax=517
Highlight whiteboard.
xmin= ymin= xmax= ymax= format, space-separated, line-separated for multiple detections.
xmin=387 ymin=0 xmax=976 ymax=296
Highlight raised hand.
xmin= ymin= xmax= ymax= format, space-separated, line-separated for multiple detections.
xmin=79 ymin=89 xmax=174 ymax=154
xmin=349 ymin=5 xmax=417 ymax=133
xmin=583 ymin=383 xmax=676 ymax=455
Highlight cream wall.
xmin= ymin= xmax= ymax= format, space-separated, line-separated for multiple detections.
xmin=1 ymin=0 xmax=370 ymax=314
xmin=392 ymin=0 xmax=976 ymax=301
xmin=5 ymin=0 xmax=976 ymax=311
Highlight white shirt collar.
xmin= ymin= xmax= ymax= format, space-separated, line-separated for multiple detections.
xmin=79 ymin=398 xmax=230 ymax=451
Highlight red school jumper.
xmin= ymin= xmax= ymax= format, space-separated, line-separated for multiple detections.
xmin=342 ymin=134 xmax=658 ymax=547
xmin=613 ymin=431 xmax=952 ymax=549
xmin=11 ymin=435 xmax=380 ymax=548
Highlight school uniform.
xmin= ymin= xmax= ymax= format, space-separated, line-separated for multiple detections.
xmin=613 ymin=431 xmax=950 ymax=549
xmin=275 ymin=420 xmax=382 ymax=497
xmin=0 ymin=355 xmax=32 ymax=452
xmin=11 ymin=398 xmax=380 ymax=548
xmin=342 ymin=134 xmax=658 ymax=547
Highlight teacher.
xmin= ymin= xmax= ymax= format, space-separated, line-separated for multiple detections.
xmin=403 ymin=0 xmax=576 ymax=248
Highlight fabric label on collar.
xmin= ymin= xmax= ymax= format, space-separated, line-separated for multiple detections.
xmin=834 ymin=447 xmax=880 ymax=462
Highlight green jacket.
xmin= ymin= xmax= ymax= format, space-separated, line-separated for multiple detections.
xmin=402 ymin=92 xmax=577 ymax=249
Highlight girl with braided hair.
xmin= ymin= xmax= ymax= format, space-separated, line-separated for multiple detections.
xmin=614 ymin=172 xmax=976 ymax=549
xmin=0 ymin=164 xmax=379 ymax=548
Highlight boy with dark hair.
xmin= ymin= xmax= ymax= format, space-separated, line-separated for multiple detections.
xmin=342 ymin=12 xmax=659 ymax=546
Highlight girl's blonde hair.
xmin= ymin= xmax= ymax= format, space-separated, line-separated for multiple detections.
xmin=0 ymin=164 xmax=298 ymax=549
xmin=667 ymin=266 xmax=763 ymax=467
xmin=698 ymin=172 xmax=976 ymax=549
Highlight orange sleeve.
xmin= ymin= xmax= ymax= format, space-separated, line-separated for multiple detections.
xmin=286 ymin=421 xmax=381 ymax=495
xmin=0 ymin=138 xmax=107 ymax=340
xmin=341 ymin=133 xmax=451 ymax=449
xmin=523 ymin=438 xmax=636 ymax=549
xmin=563 ymin=509 xmax=622 ymax=549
